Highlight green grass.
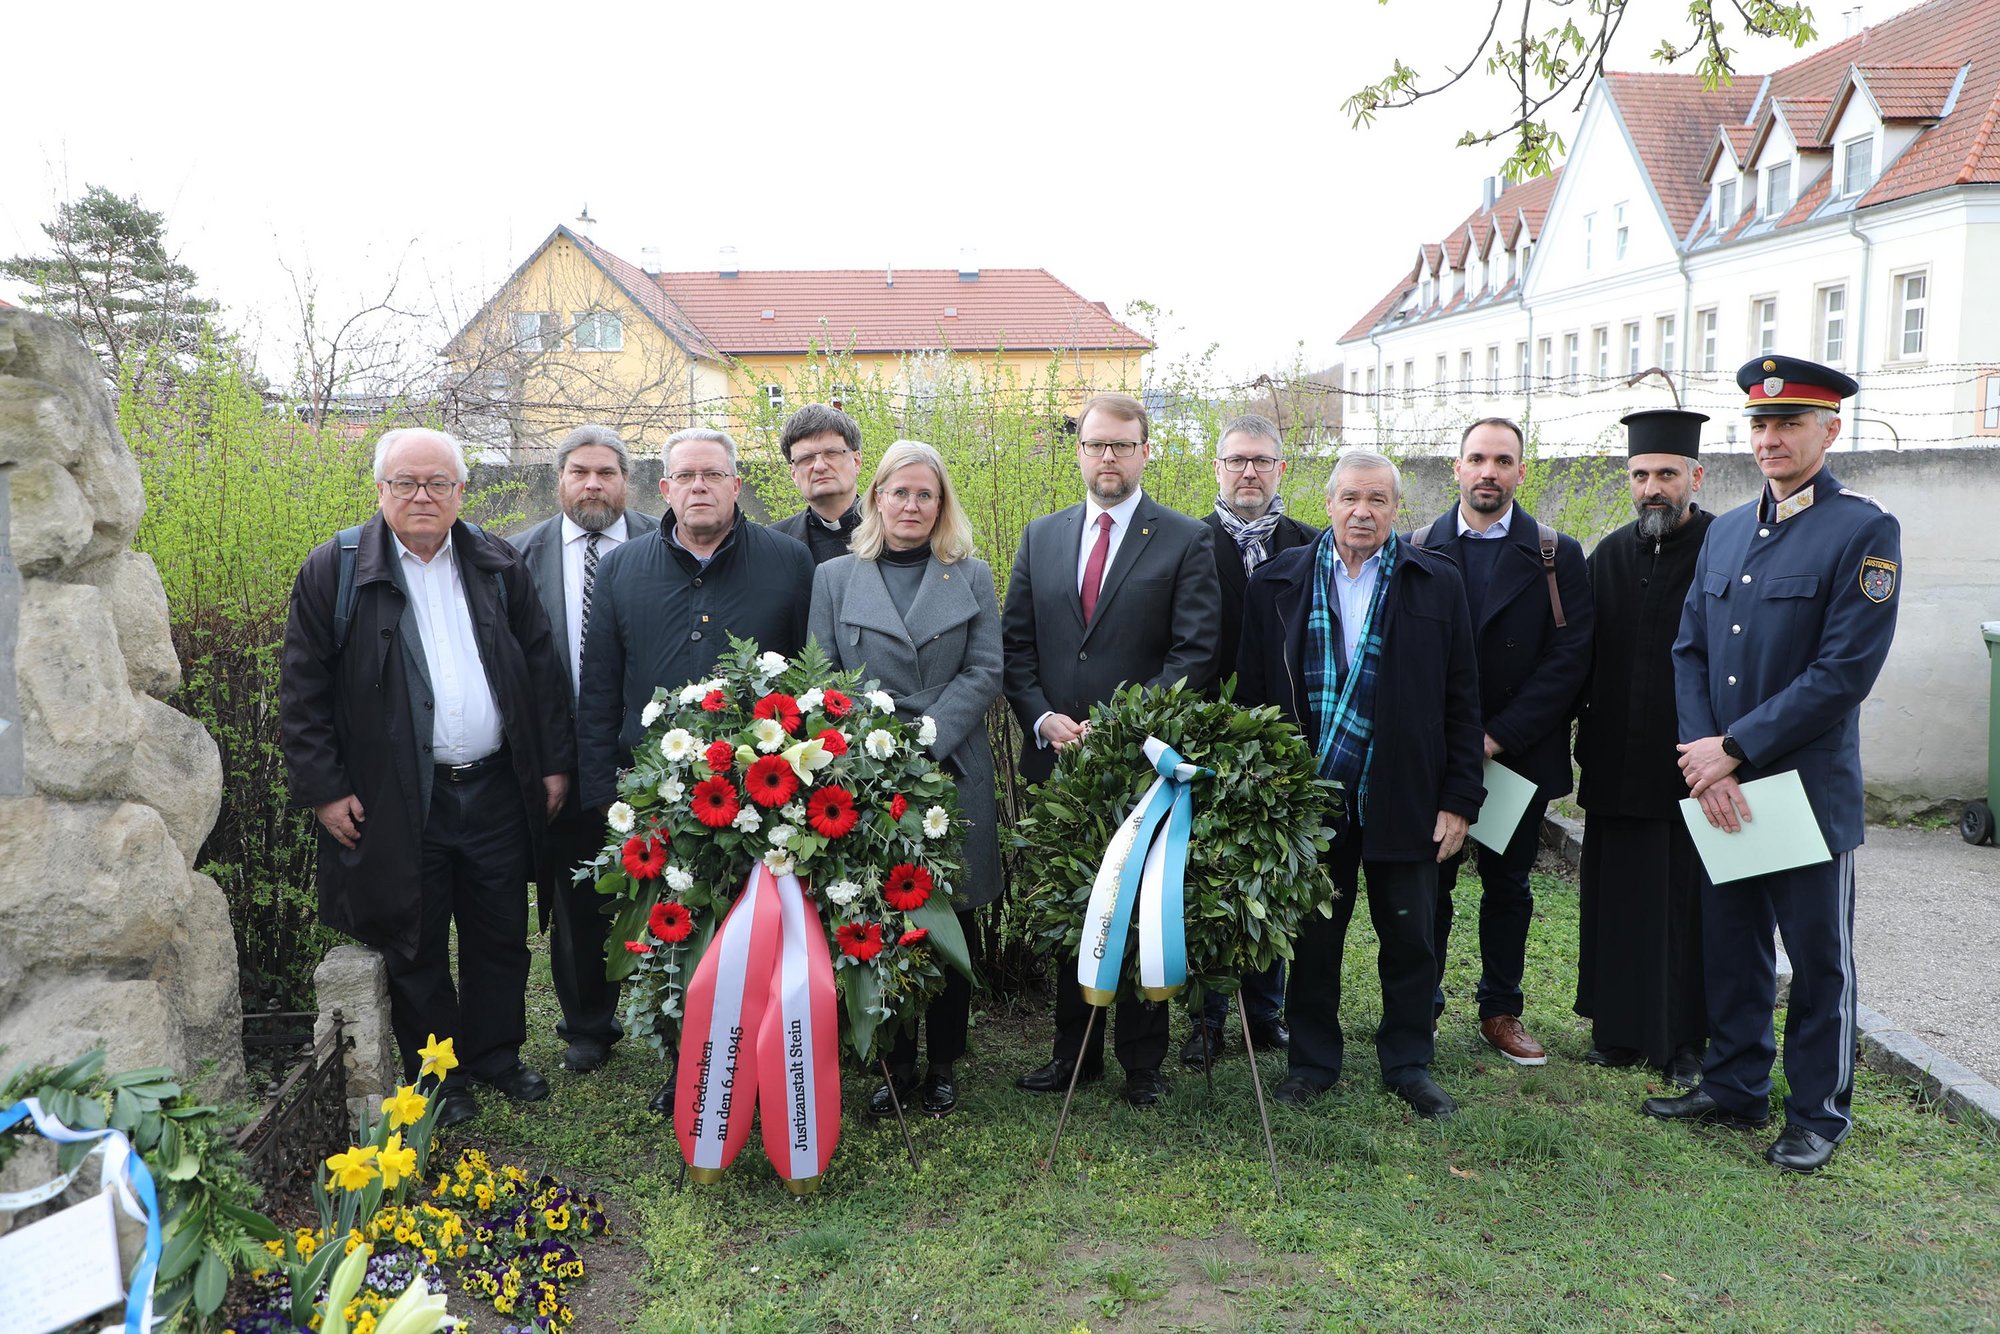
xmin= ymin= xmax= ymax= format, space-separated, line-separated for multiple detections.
xmin=467 ymin=872 xmax=2000 ymax=1332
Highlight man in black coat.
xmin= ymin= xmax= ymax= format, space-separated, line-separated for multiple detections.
xmin=1236 ymin=449 xmax=1485 ymax=1118
xmin=766 ymin=403 xmax=863 ymax=564
xmin=508 ymin=424 xmax=661 ymax=1075
xmin=1414 ymin=418 xmax=1593 ymax=1068
xmin=1575 ymin=410 xmax=1715 ymax=1084
xmin=281 ymin=428 xmax=574 ymax=1127
xmin=1186 ymin=412 xmax=1317 ymax=1069
xmin=1003 ymin=391 xmax=1222 ymax=1107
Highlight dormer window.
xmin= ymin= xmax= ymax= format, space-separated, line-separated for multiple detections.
xmin=1842 ymin=135 xmax=1874 ymax=198
xmin=1421 ymin=275 xmax=1434 ymax=308
xmin=1718 ymin=180 xmax=1738 ymax=228
xmin=1764 ymin=161 xmax=1792 ymax=219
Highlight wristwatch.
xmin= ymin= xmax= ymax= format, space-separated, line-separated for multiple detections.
xmin=1720 ymin=733 xmax=1747 ymax=762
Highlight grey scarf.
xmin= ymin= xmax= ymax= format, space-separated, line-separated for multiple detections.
xmin=1213 ymin=492 xmax=1287 ymax=574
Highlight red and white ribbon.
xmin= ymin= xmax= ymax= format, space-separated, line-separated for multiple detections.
xmin=675 ymin=865 xmax=779 ymax=1183
xmin=756 ymin=871 xmax=842 ymax=1192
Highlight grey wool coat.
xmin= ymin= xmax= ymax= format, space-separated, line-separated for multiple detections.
xmin=808 ymin=552 xmax=1005 ymax=909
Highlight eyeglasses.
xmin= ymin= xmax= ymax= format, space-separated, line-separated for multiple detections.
xmin=383 ymin=478 xmax=462 ymax=499
xmin=1079 ymin=439 xmax=1143 ymax=459
xmin=1218 ymin=455 xmax=1281 ymax=474
xmin=667 ymin=469 xmax=736 ymax=487
xmin=880 ymin=486 xmax=938 ymax=508
xmin=789 ymin=446 xmax=855 ymax=470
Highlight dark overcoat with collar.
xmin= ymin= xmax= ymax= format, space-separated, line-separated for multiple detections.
xmin=280 ymin=513 xmax=574 ymax=960
xmin=1001 ymin=495 xmax=1222 ymax=784
xmin=1235 ymin=539 xmax=1486 ymax=862
xmin=508 ymin=508 xmax=663 ymax=697
xmin=808 ymin=552 xmax=1005 ymax=907
xmin=1201 ymin=508 xmax=1319 ymax=690
xmin=1415 ymin=502 xmax=1594 ymax=803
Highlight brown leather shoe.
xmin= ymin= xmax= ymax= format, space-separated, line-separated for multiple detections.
xmin=1480 ymin=1015 xmax=1548 ymax=1066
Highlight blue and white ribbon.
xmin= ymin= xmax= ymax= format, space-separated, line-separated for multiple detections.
xmin=1076 ymin=737 xmax=1214 ymax=1004
xmin=0 ymin=1096 xmax=163 ymax=1333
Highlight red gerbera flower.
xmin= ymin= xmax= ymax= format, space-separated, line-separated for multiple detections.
xmin=805 ymin=785 xmax=859 ymax=838
xmin=690 ymin=776 xmax=741 ymax=828
xmin=744 ymin=755 xmax=800 ymax=808
xmin=822 ymin=689 xmax=853 ymax=718
xmin=815 ymin=727 xmax=848 ymax=756
xmin=898 ymin=927 xmax=929 ymax=947
xmin=621 ymin=834 xmax=668 ymax=879
xmin=889 ymin=793 xmax=909 ymax=822
xmin=623 ymin=939 xmax=654 ymax=955
xmin=700 ymin=688 xmax=728 ymax=712
xmin=648 ymin=901 xmax=694 ymax=943
xmin=835 ymin=922 xmax=885 ymax=961
xmin=883 ymin=863 xmax=933 ymax=911
xmin=752 ymin=692 xmax=803 ymax=735
xmin=704 ymin=739 xmax=736 ymax=773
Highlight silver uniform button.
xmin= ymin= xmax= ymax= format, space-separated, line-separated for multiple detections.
xmin=1759 ymin=527 xmax=1771 ymax=537
xmin=1741 ymin=574 xmax=1753 ymax=584
xmin=1728 ymin=675 xmax=1738 ymax=685
xmin=1732 ymin=624 xmax=1742 ymax=634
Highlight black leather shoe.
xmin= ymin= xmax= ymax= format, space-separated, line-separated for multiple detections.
xmin=1246 ymin=1017 xmax=1291 ymax=1051
xmin=647 ymin=1074 xmax=678 ymax=1116
xmin=1766 ymin=1123 xmax=1836 ymax=1173
xmin=1123 ymin=1068 xmax=1168 ymax=1108
xmin=1585 ymin=1046 xmax=1642 ymax=1068
xmin=1273 ymin=1074 xmax=1325 ymax=1108
xmin=920 ymin=1065 xmax=959 ymax=1117
xmin=1641 ymin=1088 xmax=1768 ymax=1129
xmin=1016 ymin=1058 xmax=1101 ymax=1094
xmin=1388 ymin=1073 xmax=1458 ymax=1119
xmin=1664 ymin=1050 xmax=1704 ymax=1089
xmin=867 ymin=1068 xmax=918 ymax=1118
xmin=435 ymin=1089 xmax=478 ymax=1129
xmin=561 ymin=1040 xmax=610 ymax=1074
xmin=473 ymin=1064 xmax=551 ymax=1102
xmin=1180 ymin=1025 xmax=1225 ymax=1070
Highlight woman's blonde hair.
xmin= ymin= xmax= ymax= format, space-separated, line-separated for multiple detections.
xmin=851 ymin=439 xmax=978 ymax=564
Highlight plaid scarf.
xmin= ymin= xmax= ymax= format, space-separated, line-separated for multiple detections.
xmin=1213 ymin=493 xmax=1287 ymax=575
xmin=1304 ymin=528 xmax=1398 ymax=816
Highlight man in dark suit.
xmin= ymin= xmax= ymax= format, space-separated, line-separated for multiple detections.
xmin=1003 ymin=391 xmax=1223 ymax=1107
xmin=1236 ymin=449 xmax=1485 ymax=1118
xmin=508 ymin=425 xmax=661 ymax=1075
xmin=766 ymin=403 xmax=863 ymax=564
xmin=1184 ymin=412 xmax=1317 ymax=1069
xmin=1414 ymin=418 xmax=1593 ymax=1068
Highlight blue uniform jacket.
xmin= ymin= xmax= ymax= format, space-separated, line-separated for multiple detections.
xmin=1671 ymin=466 xmax=1901 ymax=853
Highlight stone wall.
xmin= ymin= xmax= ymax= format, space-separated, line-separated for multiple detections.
xmin=0 ymin=310 xmax=243 ymax=1098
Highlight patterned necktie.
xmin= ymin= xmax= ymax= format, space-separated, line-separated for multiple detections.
xmin=1080 ymin=512 xmax=1114 ymax=623
xmin=581 ymin=532 xmax=601 ymax=638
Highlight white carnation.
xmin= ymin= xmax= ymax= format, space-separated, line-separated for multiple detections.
xmin=666 ymin=866 xmax=694 ymax=893
xmin=640 ymin=699 xmax=666 ymax=728
xmin=752 ymin=718 xmax=788 ymax=752
xmin=917 ymin=716 xmax=938 ymax=747
xmin=732 ymin=805 xmax=763 ymax=832
xmin=758 ymin=651 xmax=790 ymax=677
xmin=658 ymin=727 xmax=700 ymax=763
xmin=657 ymin=776 xmax=686 ymax=803
xmin=763 ymin=847 xmax=797 ymax=876
xmin=767 ymin=823 xmax=798 ymax=847
xmin=864 ymin=729 xmax=897 ymax=760
xmin=606 ymin=802 xmax=636 ymax=834
xmin=676 ymin=681 xmax=707 ymax=705
xmin=865 ymin=689 xmax=896 ymax=714
xmin=781 ymin=802 xmax=808 ymax=825
xmin=797 ymin=687 xmax=825 ymax=712
xmin=923 ymin=805 xmax=951 ymax=838
xmin=823 ymin=879 xmax=862 ymax=907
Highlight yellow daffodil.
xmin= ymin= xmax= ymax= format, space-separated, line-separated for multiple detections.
xmin=326 ymin=1145 xmax=380 ymax=1193
xmin=381 ymin=1084 xmax=428 ymax=1131
xmin=378 ymin=1132 xmax=417 ymax=1191
xmin=416 ymin=1033 xmax=458 ymax=1080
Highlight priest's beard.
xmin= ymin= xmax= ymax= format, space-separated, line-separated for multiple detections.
xmin=1635 ymin=497 xmax=1688 ymax=542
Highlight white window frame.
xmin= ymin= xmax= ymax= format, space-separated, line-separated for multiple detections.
xmin=1583 ymin=213 xmax=1595 ymax=269
xmin=1765 ymin=161 xmax=1792 ymax=219
xmin=1980 ymin=372 xmax=2000 ymax=435
xmin=1366 ymin=366 xmax=1377 ymax=394
xmin=1434 ymin=355 xmax=1447 ymax=403
xmin=1460 ymin=350 xmax=1474 ymax=390
xmin=1487 ymin=345 xmax=1501 ymax=393
xmin=1403 ymin=360 xmax=1415 ymax=396
xmin=1615 ymin=202 xmax=1629 ymax=260
xmin=1894 ymin=268 xmax=1928 ymax=359
xmin=765 ymin=382 xmax=785 ymax=410
xmin=1657 ymin=315 xmax=1677 ymax=374
xmin=1718 ymin=179 xmax=1737 ymax=230
xmin=511 ymin=311 xmax=555 ymax=353
xmin=1753 ymin=296 xmax=1778 ymax=355
xmin=572 ymin=310 xmax=624 ymax=352
xmin=1384 ymin=364 xmax=1396 ymax=393
xmin=1697 ymin=307 xmax=1719 ymax=372
xmin=1564 ymin=332 xmax=1580 ymax=386
xmin=1842 ymin=135 xmax=1874 ymax=199
xmin=1516 ymin=340 xmax=1531 ymax=392
xmin=1537 ymin=337 xmax=1552 ymax=381
xmin=1816 ymin=284 xmax=1848 ymax=366
xmin=1624 ymin=321 xmax=1641 ymax=376
xmin=1593 ymin=326 xmax=1609 ymax=380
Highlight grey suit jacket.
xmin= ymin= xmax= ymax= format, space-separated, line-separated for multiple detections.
xmin=509 ymin=509 xmax=663 ymax=696
xmin=809 ymin=553 xmax=1004 ymax=909
xmin=1000 ymin=493 xmax=1222 ymax=783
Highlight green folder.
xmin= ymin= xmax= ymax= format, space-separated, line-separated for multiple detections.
xmin=1677 ymin=770 xmax=1832 ymax=884
xmin=1469 ymin=759 xmax=1538 ymax=853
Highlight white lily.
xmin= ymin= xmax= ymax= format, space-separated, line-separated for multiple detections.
xmin=374 ymin=1272 xmax=457 ymax=1334
xmin=657 ymin=776 xmax=686 ymax=803
xmin=780 ymin=736 xmax=832 ymax=782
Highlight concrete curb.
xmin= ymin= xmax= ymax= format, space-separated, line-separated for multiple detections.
xmin=1539 ymin=813 xmax=2000 ymax=1131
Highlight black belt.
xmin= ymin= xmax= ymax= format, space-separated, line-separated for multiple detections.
xmin=436 ymin=747 xmax=510 ymax=783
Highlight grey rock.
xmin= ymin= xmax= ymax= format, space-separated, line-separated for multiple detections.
xmin=316 ymin=945 xmax=396 ymax=1121
xmin=71 ymin=552 xmax=181 ymax=697
xmin=123 ymin=695 xmax=221 ymax=869
xmin=7 ymin=458 xmax=94 ymax=574
xmin=15 ymin=579 xmax=142 ymax=799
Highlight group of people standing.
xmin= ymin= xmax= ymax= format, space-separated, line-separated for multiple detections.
xmin=279 ymin=353 xmax=1898 ymax=1175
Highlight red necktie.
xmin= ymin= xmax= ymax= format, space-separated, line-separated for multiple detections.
xmin=1080 ymin=511 xmax=1114 ymax=623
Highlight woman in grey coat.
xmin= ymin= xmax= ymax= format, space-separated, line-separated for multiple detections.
xmin=808 ymin=439 xmax=1003 ymax=1117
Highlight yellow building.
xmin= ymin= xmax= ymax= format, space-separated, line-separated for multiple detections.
xmin=442 ymin=225 xmax=1152 ymax=461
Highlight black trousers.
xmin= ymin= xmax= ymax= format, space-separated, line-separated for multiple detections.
xmin=1051 ymin=962 xmax=1170 ymax=1075
xmin=1434 ymin=799 xmax=1545 ymax=1021
xmin=538 ymin=789 xmax=624 ymax=1047
xmin=1288 ymin=831 xmax=1438 ymax=1088
xmin=890 ymin=908 xmax=979 ymax=1071
xmin=385 ymin=762 xmax=533 ymax=1086
xmin=1199 ymin=961 xmax=1286 ymax=1029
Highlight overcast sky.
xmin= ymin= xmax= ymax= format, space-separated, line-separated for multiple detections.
xmin=2 ymin=0 xmax=1917 ymax=384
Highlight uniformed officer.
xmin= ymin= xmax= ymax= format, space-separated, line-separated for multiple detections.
xmin=1644 ymin=356 xmax=1901 ymax=1174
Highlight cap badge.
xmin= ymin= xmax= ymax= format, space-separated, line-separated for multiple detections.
xmin=1762 ymin=359 xmax=1778 ymax=372
xmin=1763 ymin=376 xmax=1786 ymax=397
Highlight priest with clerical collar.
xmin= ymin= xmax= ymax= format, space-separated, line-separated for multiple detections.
xmin=768 ymin=403 xmax=865 ymax=565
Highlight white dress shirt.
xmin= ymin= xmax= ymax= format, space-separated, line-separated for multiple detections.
xmin=394 ymin=532 xmax=503 ymax=764
xmin=561 ymin=513 xmax=630 ymax=686
xmin=1334 ymin=548 xmax=1386 ymax=668
xmin=1036 ymin=489 xmax=1148 ymax=747
xmin=1455 ymin=503 xmax=1514 ymax=540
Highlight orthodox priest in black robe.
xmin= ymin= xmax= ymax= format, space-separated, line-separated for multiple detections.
xmin=1574 ymin=409 xmax=1715 ymax=1084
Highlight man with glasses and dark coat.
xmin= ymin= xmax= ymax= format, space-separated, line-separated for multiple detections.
xmin=768 ymin=403 xmax=864 ymax=565
xmin=1646 ymin=356 xmax=1901 ymax=1174
xmin=1182 ymin=412 xmax=1317 ymax=1071
xmin=1004 ymin=391 xmax=1222 ymax=1109
xmin=577 ymin=426 xmax=813 ymax=1114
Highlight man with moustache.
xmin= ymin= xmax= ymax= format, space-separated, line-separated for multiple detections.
xmin=1647 ymin=357 xmax=1900 ymax=1174
xmin=1183 ymin=412 xmax=1317 ymax=1069
xmin=509 ymin=425 xmax=660 ymax=1074
xmin=1414 ymin=418 xmax=1592 ymax=1067
xmin=1236 ymin=449 xmax=1485 ymax=1118
xmin=1004 ymin=391 xmax=1222 ymax=1108
xmin=1573 ymin=409 xmax=1713 ymax=1086
xmin=767 ymin=403 xmax=864 ymax=565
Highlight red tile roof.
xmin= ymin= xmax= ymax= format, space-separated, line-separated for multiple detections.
xmin=1857 ymin=63 xmax=1964 ymax=118
xmin=1775 ymin=96 xmax=1836 ymax=147
xmin=570 ymin=232 xmax=721 ymax=361
xmin=1605 ymin=73 xmax=1760 ymax=236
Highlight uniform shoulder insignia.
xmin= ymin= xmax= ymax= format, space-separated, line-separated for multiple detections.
xmin=1839 ymin=487 xmax=1890 ymax=514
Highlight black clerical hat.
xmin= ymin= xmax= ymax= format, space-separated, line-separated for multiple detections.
xmin=1620 ymin=408 xmax=1708 ymax=458
xmin=1734 ymin=355 xmax=1859 ymax=415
